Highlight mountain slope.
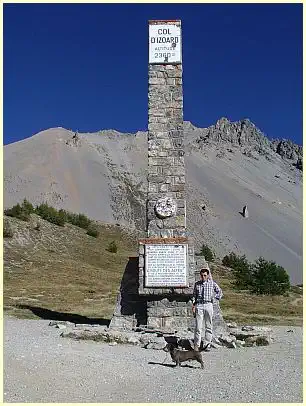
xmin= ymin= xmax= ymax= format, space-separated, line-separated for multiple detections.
xmin=4 ymin=119 xmax=302 ymax=284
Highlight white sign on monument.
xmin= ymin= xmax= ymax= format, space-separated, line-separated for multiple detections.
xmin=149 ymin=21 xmax=182 ymax=64
xmin=145 ymin=244 xmax=187 ymax=287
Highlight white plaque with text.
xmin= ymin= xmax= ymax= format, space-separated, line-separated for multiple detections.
xmin=149 ymin=21 xmax=182 ymax=64
xmin=145 ymin=244 xmax=187 ymax=287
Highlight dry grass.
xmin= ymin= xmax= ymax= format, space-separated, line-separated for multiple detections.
xmin=4 ymin=214 xmax=141 ymax=320
xmin=3 ymin=215 xmax=303 ymax=326
xmin=209 ymin=263 xmax=303 ymax=326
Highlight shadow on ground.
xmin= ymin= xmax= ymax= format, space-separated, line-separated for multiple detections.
xmin=14 ymin=304 xmax=111 ymax=326
xmin=148 ymin=361 xmax=197 ymax=369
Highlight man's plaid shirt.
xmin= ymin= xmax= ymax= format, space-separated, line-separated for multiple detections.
xmin=192 ymin=279 xmax=223 ymax=304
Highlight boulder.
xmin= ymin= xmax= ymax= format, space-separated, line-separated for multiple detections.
xmin=144 ymin=336 xmax=167 ymax=350
xmin=55 ymin=323 xmax=67 ymax=330
xmin=235 ymin=340 xmax=245 ymax=348
xmin=229 ymin=327 xmax=271 ymax=340
xmin=255 ymin=336 xmax=271 ymax=346
xmin=218 ymin=334 xmax=237 ymax=348
xmin=244 ymin=335 xmax=271 ymax=347
xmin=227 ymin=322 xmax=238 ymax=329
xmin=241 ymin=325 xmax=255 ymax=331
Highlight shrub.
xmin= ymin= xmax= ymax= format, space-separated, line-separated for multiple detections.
xmin=222 ymin=252 xmax=238 ymax=267
xmin=222 ymin=252 xmax=252 ymax=290
xmin=35 ymin=205 xmax=93 ymax=230
xmin=5 ymin=203 xmax=21 ymax=217
xmin=57 ymin=209 xmax=67 ymax=226
xmin=58 ymin=209 xmax=68 ymax=222
xmin=35 ymin=202 xmax=50 ymax=218
xmin=86 ymin=228 xmax=99 ymax=238
xmin=35 ymin=203 xmax=65 ymax=226
xmin=5 ymin=200 xmax=96 ymax=231
xmin=66 ymin=212 xmax=77 ymax=225
xmin=75 ymin=214 xmax=91 ymax=229
xmin=4 ymin=203 xmax=30 ymax=221
xmin=64 ymin=211 xmax=91 ymax=229
xmin=197 ymin=244 xmax=215 ymax=261
xmin=21 ymin=198 xmax=35 ymax=215
xmin=250 ymin=257 xmax=290 ymax=295
xmin=106 ymin=241 xmax=118 ymax=253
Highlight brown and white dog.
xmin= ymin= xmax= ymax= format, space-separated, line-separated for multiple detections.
xmin=163 ymin=342 xmax=204 ymax=369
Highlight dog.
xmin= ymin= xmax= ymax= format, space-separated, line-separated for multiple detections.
xmin=163 ymin=342 xmax=204 ymax=369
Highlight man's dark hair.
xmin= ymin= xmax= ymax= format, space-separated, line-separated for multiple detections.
xmin=200 ymin=268 xmax=210 ymax=275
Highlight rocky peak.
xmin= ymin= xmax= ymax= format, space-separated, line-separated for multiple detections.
xmin=193 ymin=117 xmax=302 ymax=164
xmin=183 ymin=121 xmax=197 ymax=131
xmin=215 ymin=116 xmax=231 ymax=130
xmin=206 ymin=117 xmax=268 ymax=147
xmin=270 ymin=138 xmax=303 ymax=162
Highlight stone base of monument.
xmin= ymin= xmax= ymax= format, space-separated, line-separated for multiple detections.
xmin=146 ymin=296 xmax=194 ymax=330
xmin=109 ymin=257 xmax=147 ymax=330
xmin=109 ymin=247 xmax=229 ymax=336
xmin=146 ymin=299 xmax=229 ymax=334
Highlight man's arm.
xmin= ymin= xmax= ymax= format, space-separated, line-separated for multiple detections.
xmin=192 ymin=282 xmax=198 ymax=304
xmin=191 ymin=283 xmax=197 ymax=313
xmin=213 ymin=281 xmax=223 ymax=300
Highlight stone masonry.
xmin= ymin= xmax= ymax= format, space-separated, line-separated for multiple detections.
xmin=147 ymin=63 xmax=186 ymax=239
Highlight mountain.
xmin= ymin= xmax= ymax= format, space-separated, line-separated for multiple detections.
xmin=4 ymin=118 xmax=303 ymax=284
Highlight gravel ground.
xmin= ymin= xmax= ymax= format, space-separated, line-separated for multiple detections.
xmin=4 ymin=316 xmax=303 ymax=403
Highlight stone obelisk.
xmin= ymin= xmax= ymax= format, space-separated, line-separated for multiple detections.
xmin=138 ymin=20 xmax=196 ymax=330
xmin=111 ymin=20 xmax=227 ymax=336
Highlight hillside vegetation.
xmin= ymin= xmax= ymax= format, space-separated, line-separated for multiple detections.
xmin=3 ymin=214 xmax=302 ymax=325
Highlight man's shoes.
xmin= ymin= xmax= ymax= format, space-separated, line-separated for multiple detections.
xmin=203 ymin=343 xmax=211 ymax=352
xmin=194 ymin=345 xmax=200 ymax=351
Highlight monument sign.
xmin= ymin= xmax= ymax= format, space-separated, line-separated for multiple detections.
xmin=149 ymin=21 xmax=182 ymax=64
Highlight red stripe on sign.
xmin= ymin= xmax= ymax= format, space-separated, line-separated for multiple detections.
xmin=149 ymin=20 xmax=181 ymax=24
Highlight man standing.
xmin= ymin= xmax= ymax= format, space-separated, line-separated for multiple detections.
xmin=192 ymin=267 xmax=223 ymax=352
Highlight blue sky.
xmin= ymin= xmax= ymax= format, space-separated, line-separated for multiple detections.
xmin=4 ymin=3 xmax=302 ymax=145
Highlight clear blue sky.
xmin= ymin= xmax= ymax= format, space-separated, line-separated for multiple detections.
xmin=4 ymin=3 xmax=302 ymax=145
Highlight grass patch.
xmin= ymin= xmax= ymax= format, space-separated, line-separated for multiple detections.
xmin=209 ymin=262 xmax=302 ymax=326
xmin=4 ymin=214 xmax=140 ymax=320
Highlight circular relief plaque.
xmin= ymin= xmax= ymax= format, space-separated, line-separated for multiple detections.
xmin=155 ymin=197 xmax=177 ymax=219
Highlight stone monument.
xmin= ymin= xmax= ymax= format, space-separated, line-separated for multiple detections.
xmin=137 ymin=20 xmax=196 ymax=330
xmin=111 ymin=20 xmax=228 ymax=337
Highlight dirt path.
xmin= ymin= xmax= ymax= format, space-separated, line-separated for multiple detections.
xmin=4 ymin=316 xmax=303 ymax=403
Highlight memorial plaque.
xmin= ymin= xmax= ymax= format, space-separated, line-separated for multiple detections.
xmin=145 ymin=244 xmax=188 ymax=287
